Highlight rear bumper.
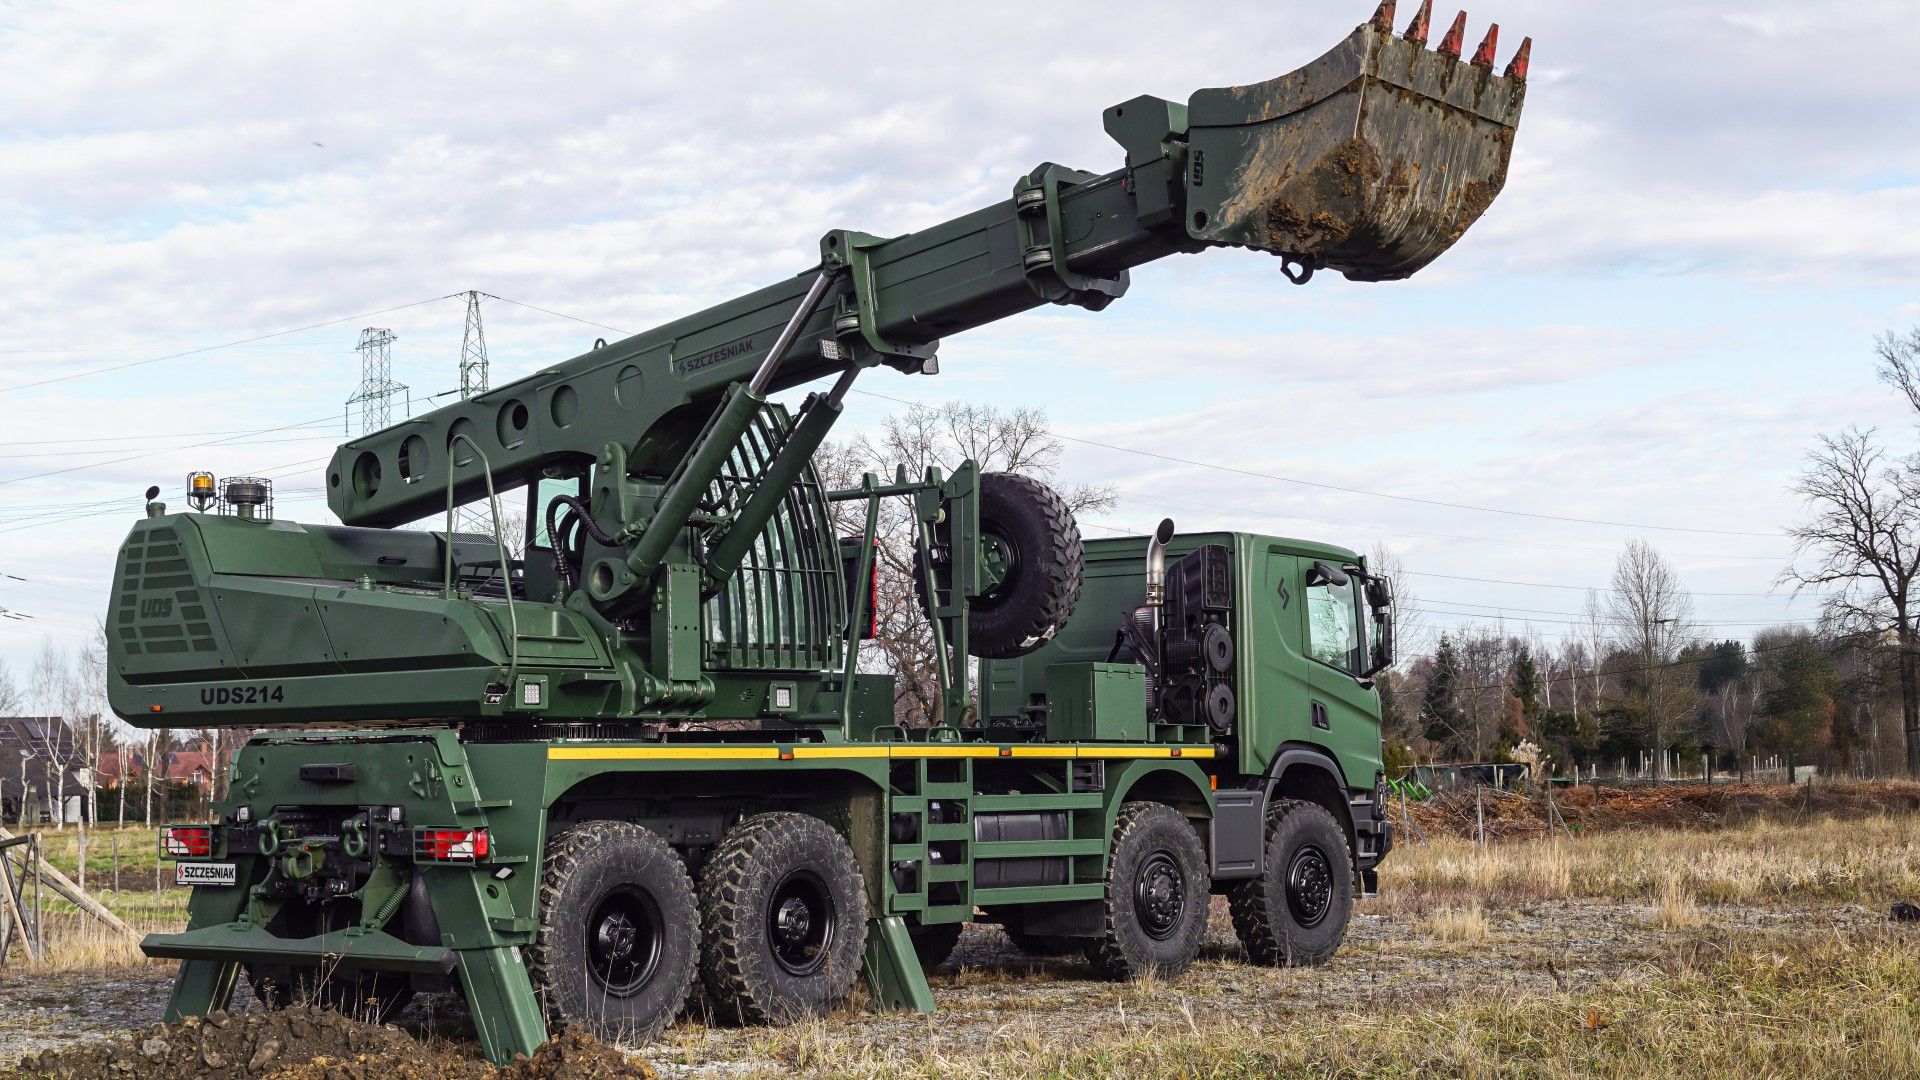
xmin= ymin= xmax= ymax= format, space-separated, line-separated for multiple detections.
xmin=142 ymin=921 xmax=457 ymax=974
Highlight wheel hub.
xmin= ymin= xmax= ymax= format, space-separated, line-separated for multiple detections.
xmin=978 ymin=531 xmax=1018 ymax=599
xmin=1134 ymin=851 xmax=1186 ymax=941
xmin=1286 ymin=844 xmax=1334 ymax=928
xmin=767 ymin=869 xmax=836 ymax=976
xmin=586 ymin=887 xmax=663 ymax=997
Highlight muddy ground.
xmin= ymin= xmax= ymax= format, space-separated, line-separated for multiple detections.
xmin=0 ymin=894 xmax=1887 ymax=1078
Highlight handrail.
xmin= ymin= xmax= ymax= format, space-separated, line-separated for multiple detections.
xmin=837 ymin=474 xmax=882 ymax=729
xmin=443 ymin=433 xmax=520 ymax=695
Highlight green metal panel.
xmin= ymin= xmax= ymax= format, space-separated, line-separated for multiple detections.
xmin=979 ymin=532 xmax=1382 ymax=794
xmin=1043 ymin=662 xmax=1147 ymax=742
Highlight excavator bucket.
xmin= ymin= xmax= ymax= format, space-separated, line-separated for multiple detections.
xmin=1183 ymin=2 xmax=1528 ymax=281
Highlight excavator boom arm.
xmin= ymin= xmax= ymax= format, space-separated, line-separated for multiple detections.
xmin=325 ymin=4 xmax=1527 ymax=533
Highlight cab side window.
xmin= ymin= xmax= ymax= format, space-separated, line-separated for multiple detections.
xmin=1306 ymin=572 xmax=1361 ymax=673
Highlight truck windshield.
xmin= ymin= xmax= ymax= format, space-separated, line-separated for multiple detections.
xmin=1306 ymin=572 xmax=1362 ymax=673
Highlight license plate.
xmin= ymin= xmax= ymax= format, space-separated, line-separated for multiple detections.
xmin=176 ymin=862 xmax=238 ymax=887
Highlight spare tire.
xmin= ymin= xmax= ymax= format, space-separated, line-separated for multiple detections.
xmin=917 ymin=472 xmax=1083 ymax=660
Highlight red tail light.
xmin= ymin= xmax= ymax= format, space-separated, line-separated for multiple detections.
xmin=414 ymin=827 xmax=490 ymax=862
xmin=160 ymin=825 xmax=214 ymax=858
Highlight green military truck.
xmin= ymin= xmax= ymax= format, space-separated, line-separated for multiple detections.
xmin=113 ymin=4 xmax=1526 ymax=1062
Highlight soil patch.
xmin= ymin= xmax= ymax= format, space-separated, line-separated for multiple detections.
xmin=2 ymin=1008 xmax=653 ymax=1080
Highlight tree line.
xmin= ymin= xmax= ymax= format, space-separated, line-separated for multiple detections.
xmin=1387 ymin=326 xmax=1920 ymax=780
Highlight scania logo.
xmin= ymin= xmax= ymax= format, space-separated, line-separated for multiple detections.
xmin=140 ymin=597 xmax=173 ymax=618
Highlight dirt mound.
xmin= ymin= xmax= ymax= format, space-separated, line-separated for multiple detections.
xmin=3 ymin=1007 xmax=653 ymax=1080
xmin=1403 ymin=780 xmax=1920 ymax=840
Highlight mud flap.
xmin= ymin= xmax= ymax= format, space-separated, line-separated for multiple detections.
xmin=861 ymin=915 xmax=934 ymax=1013
xmin=454 ymin=945 xmax=548 ymax=1064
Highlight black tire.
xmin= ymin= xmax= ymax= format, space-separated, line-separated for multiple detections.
xmin=698 ymin=812 xmax=869 ymax=1024
xmin=527 ymin=820 xmax=700 ymax=1043
xmin=244 ymin=963 xmax=414 ymax=1024
xmin=910 ymin=921 xmax=964 ymax=971
xmin=1228 ymin=799 xmax=1354 ymax=967
xmin=1084 ymin=802 xmax=1209 ymax=980
xmin=1005 ymin=929 xmax=1079 ymax=957
xmin=914 ymin=472 xmax=1083 ymax=660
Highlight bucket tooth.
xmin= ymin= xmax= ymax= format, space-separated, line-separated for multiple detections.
xmin=1504 ymin=36 xmax=1532 ymax=80
xmin=1180 ymin=8 xmax=1528 ymax=281
xmin=1437 ymin=11 xmax=1468 ymax=58
xmin=1471 ymin=23 xmax=1499 ymax=67
xmin=1370 ymin=0 xmax=1397 ymax=31
xmin=1403 ymin=0 xmax=1434 ymax=43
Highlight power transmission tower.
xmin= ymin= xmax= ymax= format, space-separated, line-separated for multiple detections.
xmin=344 ymin=328 xmax=409 ymax=435
xmin=459 ymin=291 xmax=489 ymax=399
xmin=453 ymin=294 xmax=499 ymax=539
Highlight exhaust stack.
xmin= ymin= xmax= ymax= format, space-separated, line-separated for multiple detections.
xmin=1146 ymin=518 xmax=1176 ymax=634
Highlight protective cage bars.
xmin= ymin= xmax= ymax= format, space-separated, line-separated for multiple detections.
xmin=702 ymin=402 xmax=847 ymax=671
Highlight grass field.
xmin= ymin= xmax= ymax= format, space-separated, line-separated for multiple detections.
xmin=1 ymin=824 xmax=187 ymax=972
xmin=4 ymin=791 xmax=1920 ymax=1077
xmin=699 ymin=802 xmax=1920 ymax=1078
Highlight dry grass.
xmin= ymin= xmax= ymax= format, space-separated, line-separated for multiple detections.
xmin=1419 ymin=901 xmax=1492 ymax=943
xmin=2 ymin=825 xmax=188 ymax=972
xmin=0 ymin=910 xmax=176 ymax=974
xmin=744 ymin=929 xmax=1920 ymax=1079
xmin=1382 ymin=812 xmax=1920 ymax=908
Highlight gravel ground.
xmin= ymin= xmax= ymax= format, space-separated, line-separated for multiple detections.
xmin=2 ymin=895 xmax=1886 ymax=1076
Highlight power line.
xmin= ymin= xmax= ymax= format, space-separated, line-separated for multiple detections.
xmin=479 ymin=293 xmax=630 ymax=335
xmin=0 ymin=420 xmax=341 ymax=448
xmin=1421 ymin=605 xmax=1822 ymax=628
xmin=1402 ymin=569 xmax=1816 ymax=599
xmin=1105 ymin=488 xmax=1788 ymax=563
xmin=850 ymin=388 xmax=1782 ymax=540
xmin=0 ymin=412 xmax=345 ymax=489
xmin=0 ymin=294 xmax=462 ymax=394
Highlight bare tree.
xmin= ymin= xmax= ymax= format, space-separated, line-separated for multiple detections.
xmin=1580 ymin=589 xmax=1609 ymax=708
xmin=1783 ymin=427 xmax=1920 ymax=777
xmin=1707 ymin=679 xmax=1758 ymax=773
xmin=0 ymin=660 xmax=19 ymax=715
xmin=1367 ymin=543 xmax=1422 ymax=660
xmin=29 ymin=640 xmax=68 ymax=826
xmin=1607 ymin=539 xmax=1696 ymax=780
xmin=817 ymin=401 xmax=1112 ymax=726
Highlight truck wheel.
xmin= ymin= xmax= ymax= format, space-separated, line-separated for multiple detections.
xmin=1084 ymin=802 xmax=1208 ymax=980
xmin=1228 ymin=799 xmax=1353 ymax=966
xmin=527 ymin=820 xmax=700 ymax=1042
xmin=698 ymin=812 xmax=869 ymax=1024
xmin=1006 ymin=929 xmax=1079 ymax=957
xmin=910 ymin=921 xmax=963 ymax=971
xmin=914 ymin=472 xmax=1083 ymax=660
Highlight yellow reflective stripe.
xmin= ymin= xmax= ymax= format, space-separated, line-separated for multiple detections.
xmin=1082 ymin=746 xmax=1214 ymax=759
xmin=548 ymin=744 xmax=1216 ymax=762
xmin=548 ymin=746 xmax=780 ymax=761
xmin=790 ymin=746 xmax=891 ymax=759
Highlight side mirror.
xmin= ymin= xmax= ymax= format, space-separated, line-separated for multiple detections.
xmin=1360 ymin=573 xmax=1395 ymax=679
xmin=1305 ymin=561 xmax=1349 ymax=588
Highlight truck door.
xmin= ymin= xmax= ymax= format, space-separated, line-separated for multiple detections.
xmin=1299 ymin=560 xmax=1381 ymax=785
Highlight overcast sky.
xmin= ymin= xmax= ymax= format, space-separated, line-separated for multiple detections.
xmin=2 ymin=0 xmax=1917 ymax=698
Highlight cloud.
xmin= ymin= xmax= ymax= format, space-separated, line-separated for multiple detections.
xmin=0 ymin=0 xmax=1913 ymax=671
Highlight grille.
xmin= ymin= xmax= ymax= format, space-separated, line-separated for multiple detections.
xmin=114 ymin=525 xmax=217 ymax=655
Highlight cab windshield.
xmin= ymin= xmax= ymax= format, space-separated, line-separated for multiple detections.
xmin=1305 ymin=570 xmax=1363 ymax=674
